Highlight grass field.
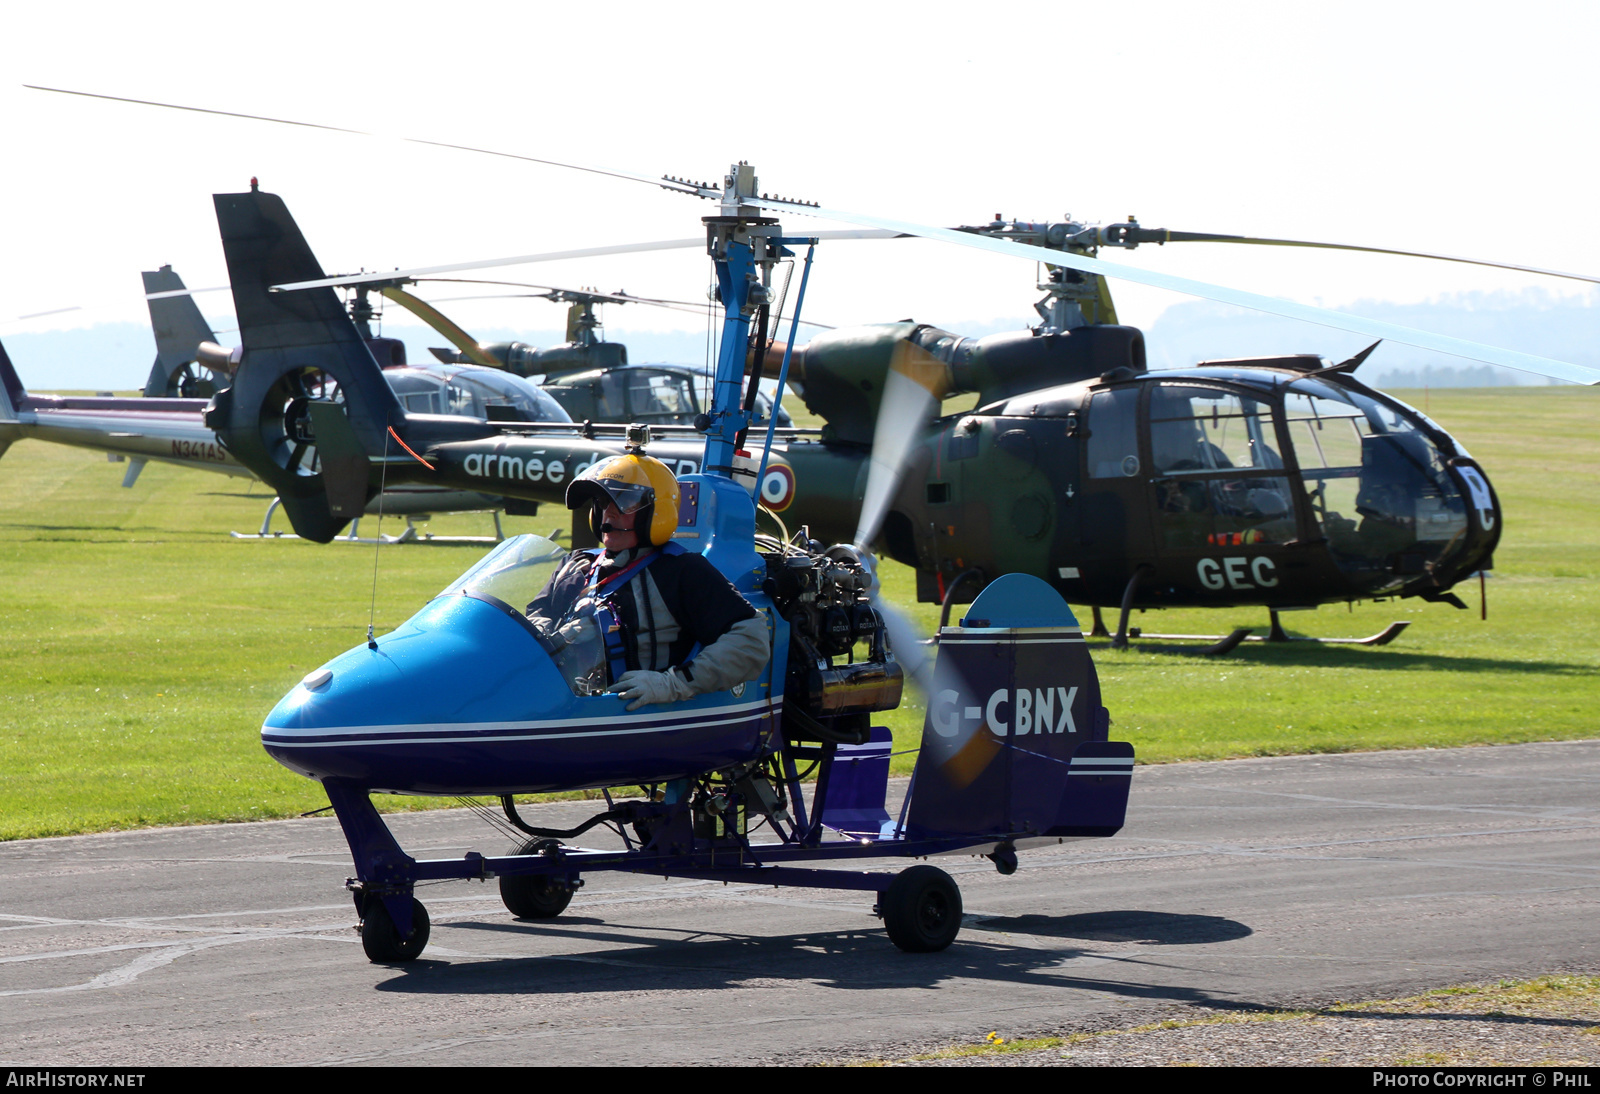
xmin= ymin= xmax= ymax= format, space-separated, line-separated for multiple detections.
xmin=1 ymin=386 xmax=1595 ymax=839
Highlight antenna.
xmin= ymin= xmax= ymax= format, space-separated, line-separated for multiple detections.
xmin=366 ymin=426 xmax=392 ymax=650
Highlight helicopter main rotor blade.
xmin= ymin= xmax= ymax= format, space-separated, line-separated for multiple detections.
xmin=47 ymin=81 xmax=1586 ymax=381
xmin=413 ymin=279 xmax=839 ymax=330
xmin=756 ymin=200 xmax=1600 ymax=387
xmin=376 ymin=287 xmax=501 ymax=367
xmin=4 ymin=305 xmax=82 ymax=325
xmin=269 ymin=238 xmax=709 ymax=292
xmin=1123 ymin=229 xmax=1600 ymax=286
xmin=25 ymin=85 xmax=713 ymax=199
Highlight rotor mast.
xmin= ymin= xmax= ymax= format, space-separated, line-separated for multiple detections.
xmin=954 ymin=215 xmax=1160 ymax=333
xmin=699 ymin=161 xmax=789 ymax=478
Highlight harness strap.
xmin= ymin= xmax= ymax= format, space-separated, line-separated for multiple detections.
xmin=582 ymin=543 xmax=684 ymax=682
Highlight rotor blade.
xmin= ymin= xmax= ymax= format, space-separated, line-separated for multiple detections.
xmin=808 ymin=229 xmax=908 ymax=242
xmin=377 ymin=287 xmax=500 ymax=367
xmin=754 ymin=199 xmax=1600 ymax=386
xmin=418 ymin=278 xmax=708 ymax=310
xmin=854 ymin=338 xmax=953 ymax=550
xmin=1137 ymin=229 xmax=1600 ymax=285
xmin=413 ymin=280 xmax=838 ymax=330
xmin=4 ymin=305 xmax=82 ymax=324
xmin=270 ymin=239 xmax=707 ymax=292
xmin=144 ymin=285 xmax=230 ymax=301
xmin=25 ymin=85 xmax=712 ymax=199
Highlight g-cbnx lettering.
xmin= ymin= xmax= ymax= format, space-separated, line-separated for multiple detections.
xmin=930 ymin=687 xmax=1078 ymax=738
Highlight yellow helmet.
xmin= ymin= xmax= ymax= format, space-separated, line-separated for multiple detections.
xmin=565 ymin=451 xmax=681 ymax=548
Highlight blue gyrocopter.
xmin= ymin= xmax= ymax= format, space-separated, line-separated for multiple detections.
xmin=220 ymin=164 xmax=1135 ymax=962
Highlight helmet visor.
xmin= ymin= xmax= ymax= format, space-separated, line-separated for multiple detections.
xmin=595 ymin=480 xmax=654 ymax=515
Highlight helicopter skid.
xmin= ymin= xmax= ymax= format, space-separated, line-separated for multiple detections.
xmin=1123 ymin=619 xmax=1410 ymax=651
xmin=230 ymin=497 xmax=508 ymax=544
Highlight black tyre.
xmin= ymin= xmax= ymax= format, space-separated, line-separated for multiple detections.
xmin=500 ymin=839 xmax=574 ymax=919
xmin=880 ymin=865 xmax=962 ymax=952
xmin=360 ymin=897 xmax=430 ymax=963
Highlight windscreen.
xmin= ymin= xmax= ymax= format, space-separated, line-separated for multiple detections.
xmin=1283 ymin=379 xmax=1468 ymax=592
xmin=441 ymin=534 xmax=569 ymax=606
xmin=439 ymin=535 xmax=613 ymax=697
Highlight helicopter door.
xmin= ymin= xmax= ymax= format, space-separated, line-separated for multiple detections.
xmin=1079 ymin=386 xmax=1156 ymax=565
xmin=1144 ymin=384 xmax=1299 ymax=598
xmin=1280 ymin=383 xmax=1471 ymax=596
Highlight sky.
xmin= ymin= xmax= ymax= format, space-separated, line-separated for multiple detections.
xmin=2 ymin=0 xmax=1598 ymax=377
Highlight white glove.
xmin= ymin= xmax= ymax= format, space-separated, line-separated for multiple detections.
xmin=609 ymin=668 xmax=694 ymax=711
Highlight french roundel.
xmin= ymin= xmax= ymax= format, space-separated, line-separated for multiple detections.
xmin=760 ymin=464 xmax=796 ymax=511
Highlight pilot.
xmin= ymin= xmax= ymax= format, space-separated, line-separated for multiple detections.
xmin=525 ymin=447 xmax=770 ymax=711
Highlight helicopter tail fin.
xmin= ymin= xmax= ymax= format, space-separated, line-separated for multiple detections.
xmin=208 ymin=188 xmax=402 ymax=542
xmin=903 ymin=574 xmax=1133 ymax=843
xmin=0 ymin=340 xmax=22 ymax=459
xmin=141 ymin=266 xmax=220 ymax=397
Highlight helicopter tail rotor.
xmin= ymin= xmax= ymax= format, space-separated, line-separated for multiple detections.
xmin=206 ymin=188 xmax=408 ymax=542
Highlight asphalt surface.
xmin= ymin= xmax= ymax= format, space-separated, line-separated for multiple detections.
xmin=2 ymin=740 xmax=1596 ymax=1066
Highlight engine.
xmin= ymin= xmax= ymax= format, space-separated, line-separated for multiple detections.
xmin=763 ymin=539 xmax=904 ymax=740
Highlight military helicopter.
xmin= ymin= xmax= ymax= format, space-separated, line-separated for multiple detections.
xmin=0 ymin=267 xmax=572 ymax=542
xmin=213 ymin=172 xmax=1132 ymax=962
xmin=199 ymin=181 xmax=1600 ymax=651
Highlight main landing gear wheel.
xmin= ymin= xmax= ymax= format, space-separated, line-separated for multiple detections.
xmin=879 ymin=865 xmax=963 ymax=953
xmin=500 ymin=838 xmax=575 ymax=919
xmin=360 ymin=897 xmax=430 ymax=963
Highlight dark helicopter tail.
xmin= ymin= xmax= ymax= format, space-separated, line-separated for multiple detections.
xmin=0 ymin=339 xmax=24 ymax=461
xmin=207 ymin=188 xmax=404 ymax=543
xmin=141 ymin=266 xmax=221 ymax=397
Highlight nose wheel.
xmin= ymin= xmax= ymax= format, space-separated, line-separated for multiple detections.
xmin=360 ymin=897 xmax=431 ymax=963
xmin=878 ymin=865 xmax=963 ymax=952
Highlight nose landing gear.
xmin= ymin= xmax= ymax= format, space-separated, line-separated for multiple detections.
xmin=359 ymin=897 xmax=431 ymax=963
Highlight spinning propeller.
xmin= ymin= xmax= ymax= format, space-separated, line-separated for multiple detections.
xmin=844 ymin=338 xmax=962 ymax=700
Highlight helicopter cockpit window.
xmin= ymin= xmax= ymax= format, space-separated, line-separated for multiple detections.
xmin=626 ymin=370 xmax=697 ymax=419
xmin=1283 ymin=383 xmax=1467 ymax=590
xmin=383 ymin=368 xmax=572 ymax=423
xmin=1148 ymin=386 xmax=1280 ymax=472
xmin=1086 ymin=388 xmax=1141 ymax=478
xmin=1148 ymin=384 xmax=1295 ymax=549
xmin=597 ymin=373 xmax=627 ymax=418
xmin=441 ymin=372 xmax=571 ymax=423
xmin=384 ymin=370 xmax=443 ymax=415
